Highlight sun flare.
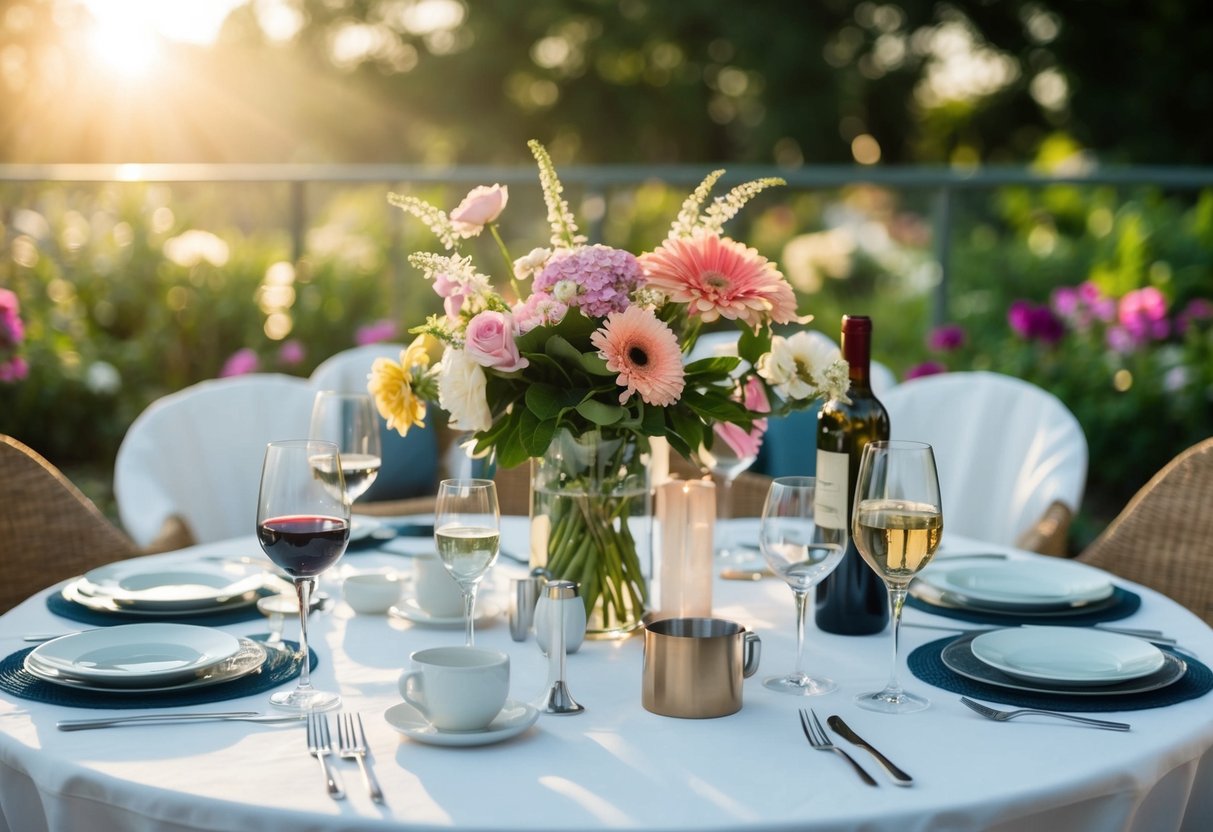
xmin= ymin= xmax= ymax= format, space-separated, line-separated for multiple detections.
xmin=80 ymin=0 xmax=247 ymax=76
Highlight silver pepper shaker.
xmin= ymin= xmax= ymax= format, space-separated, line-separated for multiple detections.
xmin=509 ymin=568 xmax=550 ymax=642
xmin=534 ymin=576 xmax=587 ymax=654
xmin=539 ymin=580 xmax=584 ymax=715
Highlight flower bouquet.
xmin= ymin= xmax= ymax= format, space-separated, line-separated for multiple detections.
xmin=370 ymin=141 xmax=848 ymax=634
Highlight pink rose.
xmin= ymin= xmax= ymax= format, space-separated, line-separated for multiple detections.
xmin=464 ymin=310 xmax=528 ymax=372
xmin=713 ymin=376 xmax=770 ymax=459
xmin=450 ymin=185 xmax=508 ymax=238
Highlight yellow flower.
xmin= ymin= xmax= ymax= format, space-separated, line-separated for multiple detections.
xmin=368 ymin=335 xmax=433 ymax=435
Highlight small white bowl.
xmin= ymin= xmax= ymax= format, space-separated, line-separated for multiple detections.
xmin=342 ymin=572 xmax=406 ymax=615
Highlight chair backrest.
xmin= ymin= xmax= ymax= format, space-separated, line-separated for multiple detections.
xmin=113 ymin=374 xmax=317 ymax=547
xmin=1078 ymin=438 xmax=1213 ymax=625
xmin=880 ymin=371 xmax=1088 ymax=547
xmin=1 ymin=434 xmax=139 ymax=612
xmin=308 ymin=344 xmax=440 ymax=502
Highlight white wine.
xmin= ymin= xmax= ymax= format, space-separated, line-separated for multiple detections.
xmin=854 ymin=499 xmax=942 ymax=586
xmin=435 ymin=524 xmax=500 ymax=585
xmin=339 ymin=453 xmax=382 ymax=501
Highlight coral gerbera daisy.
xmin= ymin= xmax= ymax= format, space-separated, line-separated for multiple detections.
xmin=639 ymin=233 xmax=799 ymax=328
xmin=367 ymin=335 xmax=433 ymax=435
xmin=590 ymin=306 xmax=685 ymax=407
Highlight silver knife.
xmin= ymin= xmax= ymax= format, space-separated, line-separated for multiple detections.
xmin=827 ymin=715 xmax=913 ymax=785
xmin=58 ymin=712 xmax=306 ymax=731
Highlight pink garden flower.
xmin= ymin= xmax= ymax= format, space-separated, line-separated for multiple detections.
xmin=0 ymin=356 xmax=28 ymax=383
xmin=278 ymin=339 xmax=306 ymax=366
xmin=463 ymin=310 xmax=528 ymax=373
xmin=1118 ymin=287 xmax=1170 ymax=342
xmin=639 ymin=233 xmax=798 ymax=329
xmin=356 ymin=319 xmax=398 ymax=345
xmin=511 ymin=291 xmax=568 ymax=334
xmin=714 ymin=376 xmax=771 ymax=458
xmin=904 ymin=361 xmax=947 ymax=380
xmin=219 ymin=347 xmax=260 ymax=377
xmin=926 ymin=323 xmax=966 ymax=352
xmin=0 ymin=288 xmax=24 ymax=349
xmin=590 ymin=306 xmax=685 ymax=406
xmin=449 ymin=185 xmax=508 ymax=238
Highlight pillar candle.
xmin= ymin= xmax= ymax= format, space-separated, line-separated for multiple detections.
xmin=657 ymin=478 xmax=715 ymax=618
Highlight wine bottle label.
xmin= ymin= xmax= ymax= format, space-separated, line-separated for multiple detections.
xmin=814 ymin=449 xmax=849 ymax=530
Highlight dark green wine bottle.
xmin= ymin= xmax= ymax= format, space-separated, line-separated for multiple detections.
xmin=815 ymin=315 xmax=890 ymax=635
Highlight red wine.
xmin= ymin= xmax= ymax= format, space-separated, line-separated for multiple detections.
xmin=257 ymin=514 xmax=350 ymax=578
xmin=815 ymin=315 xmax=891 ymax=635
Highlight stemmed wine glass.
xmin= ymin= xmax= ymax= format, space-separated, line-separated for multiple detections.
xmin=852 ymin=440 xmax=943 ymax=714
xmin=697 ymin=433 xmax=758 ymax=563
xmin=758 ymin=476 xmax=847 ymax=695
xmin=256 ymin=439 xmax=351 ymax=712
xmin=434 ymin=478 xmax=500 ymax=647
xmin=309 ymin=391 xmax=382 ymax=506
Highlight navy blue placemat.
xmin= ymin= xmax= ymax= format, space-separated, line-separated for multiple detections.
xmin=906 ymin=585 xmax=1141 ymax=627
xmin=46 ymin=587 xmax=273 ymax=627
xmin=908 ymin=635 xmax=1212 ymax=712
xmin=0 ymin=641 xmax=317 ymax=709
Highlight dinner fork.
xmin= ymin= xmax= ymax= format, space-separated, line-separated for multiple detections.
xmin=337 ymin=712 xmax=384 ymax=804
xmin=958 ymin=697 xmax=1131 ymax=731
xmin=307 ymin=711 xmax=345 ymax=799
xmin=798 ymin=708 xmax=877 ymax=786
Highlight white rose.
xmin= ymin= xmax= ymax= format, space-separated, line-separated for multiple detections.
xmin=512 ymin=247 xmax=552 ymax=281
xmin=437 ymin=348 xmax=492 ymax=432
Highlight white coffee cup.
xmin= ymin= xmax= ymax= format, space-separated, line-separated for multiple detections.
xmin=397 ymin=646 xmax=509 ymax=731
xmin=342 ymin=571 xmax=405 ymax=615
xmin=412 ymin=552 xmax=465 ymax=617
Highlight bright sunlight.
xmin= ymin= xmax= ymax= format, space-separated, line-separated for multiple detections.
xmin=81 ymin=0 xmax=246 ymax=76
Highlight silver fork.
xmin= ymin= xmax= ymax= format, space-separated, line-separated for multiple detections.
xmin=958 ymin=697 xmax=1131 ymax=731
xmin=337 ymin=712 xmax=384 ymax=804
xmin=307 ymin=712 xmax=345 ymax=799
xmin=798 ymin=708 xmax=877 ymax=786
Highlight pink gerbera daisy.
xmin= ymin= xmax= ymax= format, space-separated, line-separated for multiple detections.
xmin=639 ymin=233 xmax=799 ymax=328
xmin=590 ymin=306 xmax=685 ymax=406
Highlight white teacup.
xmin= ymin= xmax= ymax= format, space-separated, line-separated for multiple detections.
xmin=412 ymin=553 xmax=465 ymax=617
xmin=342 ymin=571 xmax=405 ymax=615
xmin=398 ymin=646 xmax=509 ymax=731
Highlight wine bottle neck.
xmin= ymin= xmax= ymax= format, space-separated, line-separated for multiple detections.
xmin=841 ymin=316 xmax=872 ymax=389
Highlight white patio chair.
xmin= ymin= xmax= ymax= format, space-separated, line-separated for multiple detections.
xmin=113 ymin=373 xmax=316 ymax=548
xmin=309 ymin=343 xmax=441 ymax=509
xmin=880 ymin=370 xmax=1088 ymax=553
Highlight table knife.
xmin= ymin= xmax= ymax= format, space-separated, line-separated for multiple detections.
xmin=58 ymin=713 xmax=306 ymax=731
xmin=826 ymin=716 xmax=913 ymax=785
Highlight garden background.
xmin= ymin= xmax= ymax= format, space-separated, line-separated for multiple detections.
xmin=2 ymin=0 xmax=1211 ymax=550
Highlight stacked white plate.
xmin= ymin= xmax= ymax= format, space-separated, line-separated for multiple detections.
xmin=941 ymin=626 xmax=1186 ymax=696
xmin=913 ymin=558 xmax=1115 ymax=614
xmin=64 ymin=559 xmax=270 ymax=617
xmin=24 ymin=623 xmax=267 ymax=694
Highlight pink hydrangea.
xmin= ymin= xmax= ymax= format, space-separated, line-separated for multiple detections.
xmin=533 ymin=245 xmax=642 ymax=318
xmin=511 ymin=291 xmax=568 ymax=334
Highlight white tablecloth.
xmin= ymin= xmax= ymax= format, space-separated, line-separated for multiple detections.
xmin=1 ymin=518 xmax=1212 ymax=832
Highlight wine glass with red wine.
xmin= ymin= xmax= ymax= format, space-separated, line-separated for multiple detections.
xmin=256 ymin=439 xmax=351 ymax=712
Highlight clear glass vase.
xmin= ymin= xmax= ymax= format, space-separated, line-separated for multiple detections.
xmin=529 ymin=428 xmax=652 ymax=639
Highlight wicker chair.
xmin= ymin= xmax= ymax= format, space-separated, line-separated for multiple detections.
xmin=1077 ymin=437 xmax=1213 ymax=626
xmin=0 ymin=435 xmax=140 ymax=614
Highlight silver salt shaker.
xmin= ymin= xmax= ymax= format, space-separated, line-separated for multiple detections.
xmin=539 ymin=580 xmax=584 ymax=715
xmin=508 ymin=568 xmax=550 ymax=642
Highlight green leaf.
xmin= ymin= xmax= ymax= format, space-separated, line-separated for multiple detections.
xmin=738 ymin=325 xmax=772 ymax=365
xmin=684 ymin=355 xmax=740 ymax=377
xmin=579 ymin=351 xmax=614 ymax=376
xmin=525 ymin=383 xmax=580 ymax=420
xmin=518 ymin=408 xmax=558 ymax=457
xmin=668 ymin=406 xmax=704 ymax=452
xmin=576 ymin=397 xmax=627 ymax=426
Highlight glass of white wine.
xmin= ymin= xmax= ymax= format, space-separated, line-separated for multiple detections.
xmin=309 ymin=391 xmax=383 ymax=505
xmin=434 ymin=478 xmax=501 ymax=647
xmin=758 ymin=476 xmax=847 ymax=695
xmin=852 ymin=440 xmax=943 ymax=714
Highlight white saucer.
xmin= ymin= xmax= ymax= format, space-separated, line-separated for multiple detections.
xmin=384 ymin=699 xmax=539 ymax=746
xmin=388 ymin=598 xmax=501 ymax=628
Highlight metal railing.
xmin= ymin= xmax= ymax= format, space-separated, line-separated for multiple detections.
xmin=4 ymin=162 xmax=1213 ymax=323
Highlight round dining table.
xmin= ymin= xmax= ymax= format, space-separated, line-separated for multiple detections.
xmin=0 ymin=517 xmax=1211 ymax=832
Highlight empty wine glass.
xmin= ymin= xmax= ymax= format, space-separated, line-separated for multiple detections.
xmin=434 ymin=478 xmax=501 ymax=647
xmin=309 ymin=391 xmax=382 ymax=506
xmin=697 ymin=432 xmax=758 ymax=563
xmin=758 ymin=476 xmax=847 ymax=695
xmin=852 ymin=440 xmax=943 ymax=714
xmin=256 ymin=439 xmax=351 ymax=712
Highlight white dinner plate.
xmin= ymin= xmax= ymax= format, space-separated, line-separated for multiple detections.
xmin=940 ymin=632 xmax=1186 ymax=696
xmin=969 ymin=626 xmax=1166 ymax=686
xmin=60 ymin=580 xmax=261 ymax=618
xmin=27 ymin=623 xmax=242 ymax=686
xmin=80 ymin=560 xmax=267 ymax=611
xmin=24 ymin=637 xmax=267 ymax=693
xmin=384 ymin=699 xmax=539 ymax=747
xmin=917 ymin=559 xmax=1113 ymax=610
xmin=388 ymin=598 xmax=501 ymax=628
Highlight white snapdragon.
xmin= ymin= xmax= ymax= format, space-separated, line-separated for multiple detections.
xmin=512 ymin=247 xmax=552 ymax=281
